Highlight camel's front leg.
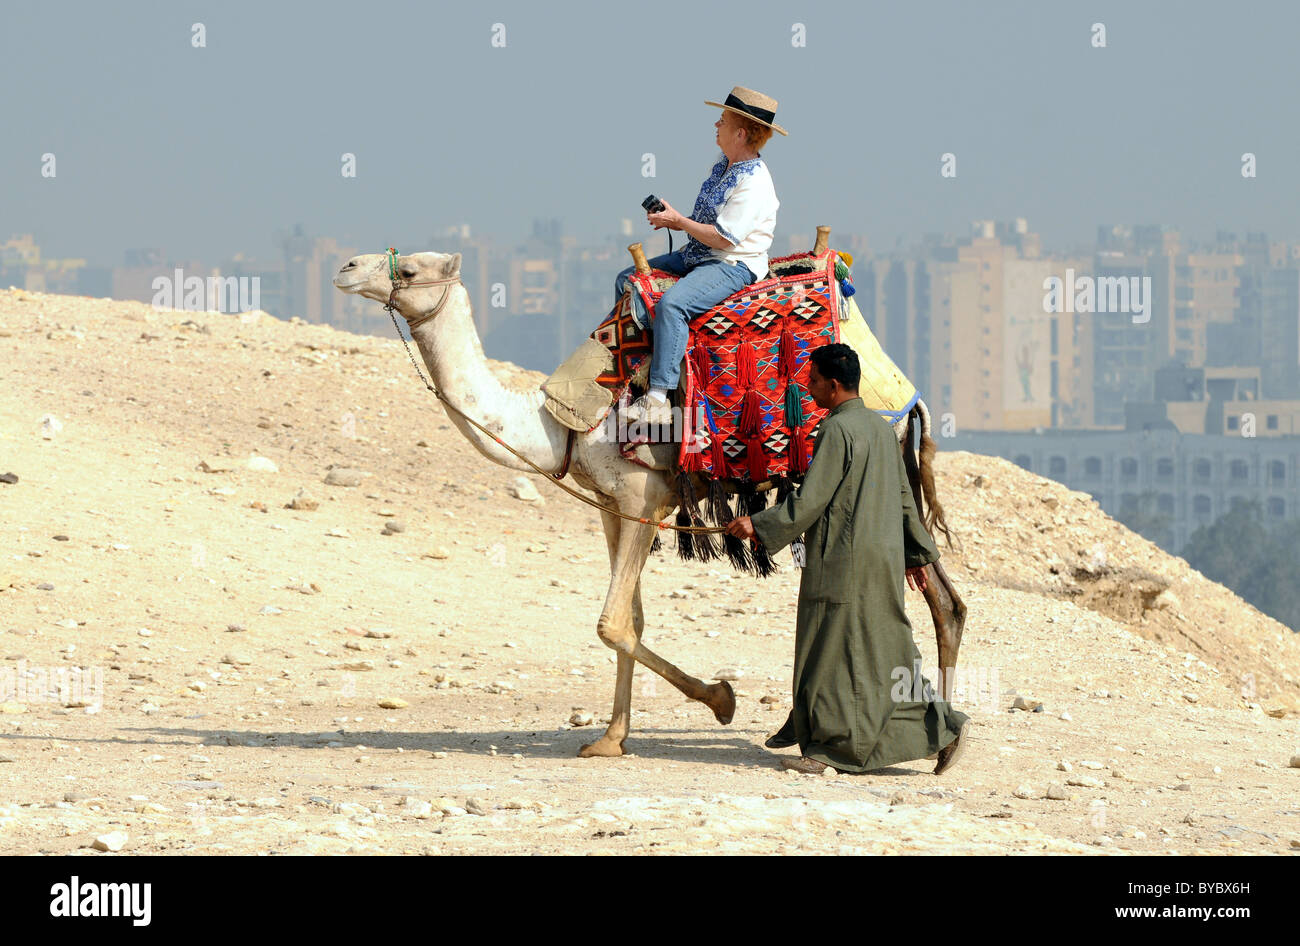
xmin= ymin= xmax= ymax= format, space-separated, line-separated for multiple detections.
xmin=920 ymin=559 xmax=967 ymax=701
xmin=595 ymin=516 xmax=734 ymax=727
xmin=579 ymin=509 xmax=642 ymax=758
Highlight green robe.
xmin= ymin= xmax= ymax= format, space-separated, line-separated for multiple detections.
xmin=751 ymin=398 xmax=969 ymax=773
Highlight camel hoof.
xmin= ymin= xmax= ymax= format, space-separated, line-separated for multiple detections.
xmin=707 ymin=680 xmax=736 ymax=725
xmin=577 ymin=737 xmax=625 ymax=758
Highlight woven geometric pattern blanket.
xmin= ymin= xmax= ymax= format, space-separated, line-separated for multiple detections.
xmin=627 ymin=251 xmax=842 ymax=484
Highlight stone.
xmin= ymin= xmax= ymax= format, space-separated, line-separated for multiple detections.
xmin=1012 ymin=696 xmax=1043 ymax=712
xmin=92 ymin=831 xmax=128 ymax=852
xmin=510 ymin=476 xmax=544 ymax=505
xmin=465 ymin=797 xmax=489 ymax=816
xmin=382 ymin=519 xmax=406 ymax=534
xmin=1045 ymin=783 xmax=1069 ymax=800
xmin=569 ymin=711 xmax=594 ymax=727
xmin=713 ymin=668 xmax=742 ymax=681
xmin=1289 ymin=755 xmax=1300 ymax=769
xmin=247 ymin=455 xmax=278 ymax=473
xmin=1066 ymin=775 xmax=1104 ymax=788
xmin=340 ymin=661 xmax=375 ymax=672
xmin=0 ymin=473 xmax=18 ymax=485
xmin=377 ymin=698 xmax=408 ymax=709
xmin=402 ymin=797 xmax=433 ymax=818
xmin=423 ymin=547 xmax=451 ymax=560
xmin=324 ymin=468 xmax=364 ymax=487
xmin=40 ymin=414 xmax=63 ymax=439
xmin=1012 ymin=784 xmax=1037 ymax=799
xmin=0 ymin=702 xmax=26 ymax=715
xmin=972 ymin=474 xmax=991 ymax=488
xmin=287 ymin=489 xmax=319 ymax=511
xmin=197 ymin=458 xmax=234 ymax=473
xmin=220 ymin=652 xmax=252 ymax=666
xmin=1151 ymin=589 xmax=1181 ymax=612
xmin=1056 ymin=760 xmax=1073 ymax=772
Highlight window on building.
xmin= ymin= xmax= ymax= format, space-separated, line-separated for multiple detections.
xmin=1193 ymin=495 xmax=1212 ymax=518
xmin=1120 ymin=458 xmax=1138 ymax=480
xmin=1269 ymin=460 xmax=1285 ymax=483
xmin=1120 ymin=493 xmax=1139 ymax=517
xmin=1014 ymin=455 xmax=1033 ymax=471
xmin=1267 ymin=415 xmax=1278 ymax=430
xmin=1193 ymin=459 xmax=1212 ymax=481
xmin=1267 ymin=497 xmax=1286 ymax=518
xmin=1084 ymin=457 xmax=1102 ymax=477
xmin=1156 ymin=459 xmax=1174 ymax=479
xmin=1227 ymin=416 xmax=1239 ymax=431
xmin=1158 ymin=494 xmax=1175 ymax=515
xmin=1230 ymin=459 xmax=1249 ymax=481
xmin=1049 ymin=456 xmax=1067 ymax=477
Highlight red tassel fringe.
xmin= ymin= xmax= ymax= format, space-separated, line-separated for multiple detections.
xmin=746 ymin=436 xmax=768 ymax=483
xmin=737 ymin=340 xmax=756 ymax=387
xmin=778 ymin=329 xmax=797 ymax=379
xmin=736 ymin=341 xmax=763 ymax=438
xmin=789 ymin=428 xmax=809 ymax=476
xmin=692 ymin=344 xmax=710 ymax=389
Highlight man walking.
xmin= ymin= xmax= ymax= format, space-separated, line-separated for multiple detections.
xmin=725 ymin=344 xmax=971 ymax=775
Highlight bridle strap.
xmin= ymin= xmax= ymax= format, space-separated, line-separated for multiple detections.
xmin=383 ymin=247 xmax=459 ymax=328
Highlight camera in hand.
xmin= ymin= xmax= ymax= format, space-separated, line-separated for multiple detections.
xmin=641 ymin=194 xmax=665 ymax=214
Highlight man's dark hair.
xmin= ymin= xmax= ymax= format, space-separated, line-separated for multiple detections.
xmin=810 ymin=343 xmax=860 ymax=391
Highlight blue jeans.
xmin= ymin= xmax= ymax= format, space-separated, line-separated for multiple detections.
xmin=613 ymin=251 xmax=756 ymax=391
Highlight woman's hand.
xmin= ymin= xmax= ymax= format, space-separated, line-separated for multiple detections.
xmin=647 ymin=199 xmax=685 ymax=231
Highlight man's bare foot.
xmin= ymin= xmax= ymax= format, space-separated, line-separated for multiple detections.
xmin=933 ymin=719 xmax=971 ymax=775
xmin=779 ymin=755 xmax=827 ymax=774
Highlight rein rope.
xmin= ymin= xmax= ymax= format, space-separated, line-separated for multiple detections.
xmin=381 ymin=248 xmax=724 ymax=534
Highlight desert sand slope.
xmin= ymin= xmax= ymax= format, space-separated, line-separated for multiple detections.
xmin=0 ymin=289 xmax=1296 ymax=855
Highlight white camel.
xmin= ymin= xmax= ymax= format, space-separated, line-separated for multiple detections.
xmin=333 ymin=248 xmax=966 ymax=759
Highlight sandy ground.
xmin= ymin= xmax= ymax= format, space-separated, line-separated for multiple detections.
xmin=0 ymin=289 xmax=1297 ymax=855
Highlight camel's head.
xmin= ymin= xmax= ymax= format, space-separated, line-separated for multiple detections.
xmin=333 ymin=251 xmax=463 ymax=319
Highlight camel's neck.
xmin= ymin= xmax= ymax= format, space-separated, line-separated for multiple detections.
xmin=402 ymin=287 xmax=567 ymax=474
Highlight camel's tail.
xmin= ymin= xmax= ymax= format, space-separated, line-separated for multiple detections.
xmin=915 ymin=399 xmax=956 ymax=549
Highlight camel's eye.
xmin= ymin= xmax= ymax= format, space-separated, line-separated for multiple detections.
xmin=400 ymin=266 xmax=417 ymax=278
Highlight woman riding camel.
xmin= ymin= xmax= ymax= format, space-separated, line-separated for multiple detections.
xmin=615 ymin=85 xmax=786 ymax=426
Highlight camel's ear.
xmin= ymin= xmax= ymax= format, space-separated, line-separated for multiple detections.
xmin=443 ymin=253 xmax=462 ymax=277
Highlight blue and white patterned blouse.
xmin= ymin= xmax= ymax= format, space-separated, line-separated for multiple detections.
xmin=680 ymin=153 xmax=780 ymax=278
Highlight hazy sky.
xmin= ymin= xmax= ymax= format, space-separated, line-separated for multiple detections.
xmin=3 ymin=0 xmax=1297 ymax=266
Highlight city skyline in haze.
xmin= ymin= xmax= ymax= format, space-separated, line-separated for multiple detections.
xmin=3 ymin=1 xmax=1298 ymax=267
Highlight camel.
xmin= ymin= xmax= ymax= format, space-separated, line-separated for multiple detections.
xmin=333 ymin=244 xmax=967 ymax=761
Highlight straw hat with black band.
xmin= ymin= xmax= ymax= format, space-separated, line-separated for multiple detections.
xmin=704 ymin=86 xmax=788 ymax=137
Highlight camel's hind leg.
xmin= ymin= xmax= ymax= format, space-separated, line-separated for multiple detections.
xmin=920 ymin=560 xmax=967 ymax=700
xmin=902 ymin=409 xmax=967 ymax=700
xmin=579 ymin=508 xmax=643 ymax=758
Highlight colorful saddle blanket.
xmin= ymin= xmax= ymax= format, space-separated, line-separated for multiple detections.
xmin=540 ymin=249 xmax=919 ymax=485
xmin=628 ymin=252 xmax=840 ymax=483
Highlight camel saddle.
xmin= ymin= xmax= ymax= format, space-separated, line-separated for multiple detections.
xmin=542 ymin=249 xmax=918 ymax=485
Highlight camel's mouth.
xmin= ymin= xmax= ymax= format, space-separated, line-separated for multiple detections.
xmin=332 ymin=275 xmax=367 ymax=293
